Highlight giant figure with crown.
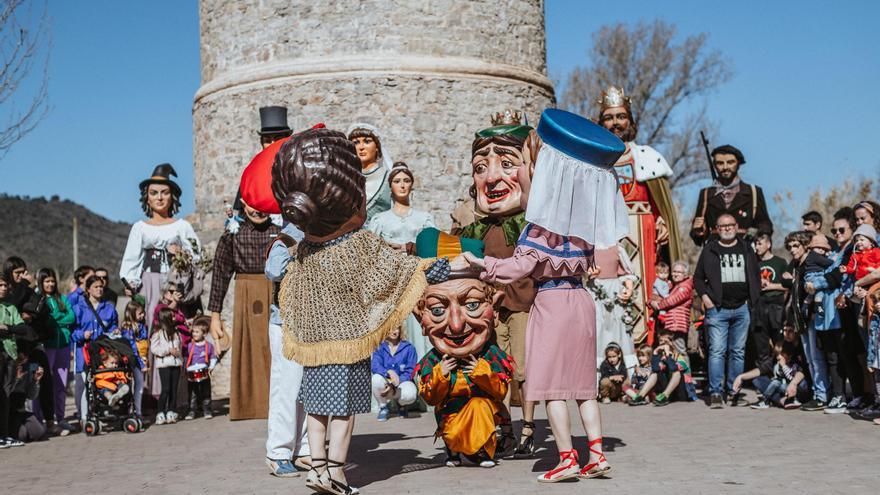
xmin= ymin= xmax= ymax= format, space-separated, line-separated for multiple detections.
xmin=596 ymin=87 xmax=683 ymax=345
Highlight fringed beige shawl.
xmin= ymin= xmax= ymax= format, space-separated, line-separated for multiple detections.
xmin=279 ymin=229 xmax=431 ymax=366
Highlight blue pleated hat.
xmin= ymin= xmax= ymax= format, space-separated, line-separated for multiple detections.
xmin=536 ymin=109 xmax=625 ymax=168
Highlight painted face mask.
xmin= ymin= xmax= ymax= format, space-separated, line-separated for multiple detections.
xmin=417 ymin=278 xmax=502 ymax=359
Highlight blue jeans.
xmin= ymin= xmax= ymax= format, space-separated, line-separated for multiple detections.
xmin=706 ymin=303 xmax=750 ymax=395
xmin=754 ymin=376 xmax=810 ymax=404
xmin=801 ymin=323 xmax=828 ymax=402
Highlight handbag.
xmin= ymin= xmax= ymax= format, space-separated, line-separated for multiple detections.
xmin=85 ymin=300 xmax=112 ymax=334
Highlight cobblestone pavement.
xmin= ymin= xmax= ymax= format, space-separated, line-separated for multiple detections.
xmin=2 ymin=399 xmax=876 ymax=494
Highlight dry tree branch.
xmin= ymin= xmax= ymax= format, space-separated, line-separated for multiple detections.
xmin=0 ymin=0 xmax=50 ymax=159
xmin=561 ymin=20 xmax=734 ymax=191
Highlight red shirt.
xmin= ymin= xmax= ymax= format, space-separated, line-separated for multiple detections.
xmin=845 ymin=247 xmax=880 ymax=280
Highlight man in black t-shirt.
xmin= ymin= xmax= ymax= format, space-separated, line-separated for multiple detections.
xmin=694 ymin=214 xmax=761 ymax=409
xmin=752 ymin=233 xmax=788 ymax=376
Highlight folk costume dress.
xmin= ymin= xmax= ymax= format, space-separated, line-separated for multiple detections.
xmin=120 ymin=219 xmax=200 ymax=327
xmin=482 ymin=225 xmax=598 ymax=400
xmin=591 ymin=246 xmax=639 ymax=369
xmin=208 ymin=217 xmax=280 ymax=420
xmin=278 ymin=229 xmax=430 ymax=416
xmin=480 ymin=109 xmax=629 ymax=403
xmin=414 ymin=345 xmax=513 ymax=457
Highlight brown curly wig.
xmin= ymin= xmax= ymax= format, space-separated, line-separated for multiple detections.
xmin=271 ymin=128 xmax=366 ymax=237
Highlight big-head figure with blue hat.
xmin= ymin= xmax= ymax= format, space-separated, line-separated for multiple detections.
xmin=459 ymin=108 xmax=626 ymax=482
xmin=411 ymin=228 xmax=514 ymax=468
xmin=597 ymin=86 xmax=682 ymax=345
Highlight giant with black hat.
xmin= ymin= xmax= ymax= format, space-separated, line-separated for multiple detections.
xmin=138 ymin=163 xmax=181 ymax=199
xmin=690 ymin=142 xmax=772 ymax=245
xmin=258 ymin=106 xmax=292 ymax=137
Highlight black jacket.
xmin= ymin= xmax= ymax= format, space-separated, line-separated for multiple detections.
xmin=693 ymin=237 xmax=761 ymax=308
xmin=690 ymin=180 xmax=773 ymax=246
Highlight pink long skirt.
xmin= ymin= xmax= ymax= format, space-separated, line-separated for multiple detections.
xmin=523 ymin=287 xmax=597 ymax=401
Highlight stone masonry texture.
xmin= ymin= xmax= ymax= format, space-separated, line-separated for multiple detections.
xmin=193 ymin=1 xmax=555 ymax=397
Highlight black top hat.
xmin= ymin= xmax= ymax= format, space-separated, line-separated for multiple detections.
xmin=139 ymin=163 xmax=182 ymax=197
xmin=258 ymin=106 xmax=292 ymax=136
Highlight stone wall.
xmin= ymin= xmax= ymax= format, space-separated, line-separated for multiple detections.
xmin=194 ymin=0 xmax=555 ymax=398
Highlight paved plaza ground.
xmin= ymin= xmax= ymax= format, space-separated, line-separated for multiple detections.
xmin=2 ymin=398 xmax=876 ymax=494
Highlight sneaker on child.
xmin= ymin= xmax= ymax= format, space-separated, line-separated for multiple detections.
xmin=800 ymin=399 xmax=826 ymax=411
xmin=155 ymin=412 xmax=166 ymax=425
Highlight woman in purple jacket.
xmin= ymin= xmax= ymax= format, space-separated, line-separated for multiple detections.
xmin=72 ymin=275 xmax=119 ymax=422
xmin=370 ymin=326 xmax=418 ymax=421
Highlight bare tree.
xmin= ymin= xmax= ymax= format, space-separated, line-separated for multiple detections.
xmin=0 ymin=0 xmax=49 ymax=159
xmin=773 ymin=178 xmax=876 ymax=238
xmin=561 ymin=21 xmax=733 ymax=189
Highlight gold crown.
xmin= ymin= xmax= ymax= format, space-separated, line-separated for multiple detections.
xmin=597 ymin=86 xmax=632 ymax=111
xmin=490 ymin=109 xmax=524 ymax=126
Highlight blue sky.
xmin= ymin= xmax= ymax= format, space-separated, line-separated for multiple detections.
xmin=2 ymin=0 xmax=879 ymax=223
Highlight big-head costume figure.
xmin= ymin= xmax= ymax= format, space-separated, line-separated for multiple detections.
xmin=456 ymin=110 xmax=535 ymax=456
xmin=412 ymin=232 xmax=513 ymax=468
xmin=271 ymin=127 xmax=430 ymax=494
xmin=597 ymin=86 xmax=683 ymax=344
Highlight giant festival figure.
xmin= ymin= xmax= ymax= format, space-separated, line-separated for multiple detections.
xmin=597 ymin=87 xmax=682 ymax=346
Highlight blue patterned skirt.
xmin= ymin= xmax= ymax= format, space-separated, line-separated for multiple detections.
xmin=300 ymin=359 xmax=371 ymax=416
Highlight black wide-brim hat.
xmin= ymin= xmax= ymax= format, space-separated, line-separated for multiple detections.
xmin=258 ymin=105 xmax=292 ymax=136
xmin=139 ymin=163 xmax=182 ymax=197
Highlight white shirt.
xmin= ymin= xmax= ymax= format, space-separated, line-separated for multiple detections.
xmin=367 ymin=208 xmax=436 ymax=245
xmin=119 ymin=219 xmax=200 ymax=287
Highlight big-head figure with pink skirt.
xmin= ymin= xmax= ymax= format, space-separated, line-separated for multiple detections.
xmin=459 ymin=109 xmax=628 ymax=483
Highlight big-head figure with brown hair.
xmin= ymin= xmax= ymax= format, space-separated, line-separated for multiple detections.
xmin=271 ymin=127 xmax=430 ymax=493
xmin=412 ymin=232 xmax=513 ymax=467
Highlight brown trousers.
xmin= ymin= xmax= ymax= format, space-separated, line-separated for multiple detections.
xmin=229 ymin=274 xmax=273 ymax=420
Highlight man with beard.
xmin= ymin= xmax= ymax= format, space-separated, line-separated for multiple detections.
xmin=597 ymin=87 xmax=682 ymax=346
xmin=690 ymin=144 xmax=773 ymax=246
xmin=456 ymin=110 xmax=535 ymax=459
xmin=412 ymin=237 xmax=513 ymax=469
xmin=693 ymin=214 xmax=761 ymax=409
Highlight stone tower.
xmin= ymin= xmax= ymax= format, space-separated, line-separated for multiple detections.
xmin=192 ymin=0 xmax=555 ymax=234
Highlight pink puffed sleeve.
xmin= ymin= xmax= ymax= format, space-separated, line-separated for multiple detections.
xmin=481 ymin=248 xmax=539 ymax=285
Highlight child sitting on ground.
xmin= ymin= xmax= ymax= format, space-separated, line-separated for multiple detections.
xmin=651 ymin=334 xmax=698 ymax=406
xmin=751 ymin=341 xmax=807 ymax=410
xmin=95 ymin=350 xmax=130 ymax=407
xmin=598 ymin=342 xmax=629 ymax=403
xmin=624 ymin=345 xmax=655 ymax=405
xmin=371 ymin=325 xmax=418 ymax=421
xmin=184 ymin=316 xmax=216 ymax=420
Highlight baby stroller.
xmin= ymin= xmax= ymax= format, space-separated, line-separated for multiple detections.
xmin=82 ymin=336 xmax=144 ymax=435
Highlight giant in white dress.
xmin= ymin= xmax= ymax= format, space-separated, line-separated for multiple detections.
xmin=119 ymin=219 xmax=201 ymax=326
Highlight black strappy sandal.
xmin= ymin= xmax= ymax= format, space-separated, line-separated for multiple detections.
xmin=325 ymin=459 xmax=359 ymax=495
xmin=513 ymin=421 xmax=536 ymax=459
xmin=304 ymin=458 xmax=330 ymax=494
